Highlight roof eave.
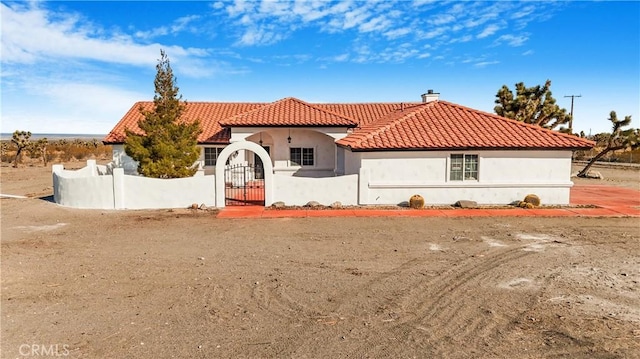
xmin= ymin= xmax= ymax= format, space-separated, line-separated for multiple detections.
xmin=344 ymin=145 xmax=594 ymax=152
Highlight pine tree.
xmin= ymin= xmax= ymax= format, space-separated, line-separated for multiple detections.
xmin=125 ymin=50 xmax=201 ymax=178
xmin=494 ymin=80 xmax=570 ymax=130
xmin=578 ymin=111 xmax=638 ymax=177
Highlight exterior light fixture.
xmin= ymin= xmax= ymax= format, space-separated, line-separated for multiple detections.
xmin=287 ymin=129 xmax=292 ymax=144
xmin=259 ymin=132 xmax=263 ymax=146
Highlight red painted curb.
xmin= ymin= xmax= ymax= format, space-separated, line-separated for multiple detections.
xmin=217 ymin=184 xmax=640 ymax=219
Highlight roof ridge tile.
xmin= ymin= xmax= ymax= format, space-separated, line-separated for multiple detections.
xmin=218 ymin=97 xmax=358 ymax=127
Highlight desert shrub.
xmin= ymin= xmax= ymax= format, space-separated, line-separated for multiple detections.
xmin=576 ymin=147 xmax=640 ymax=164
xmin=48 ymin=139 xmax=112 ymax=162
xmin=0 ymin=141 xmax=14 ymax=163
xmin=523 ymin=194 xmax=541 ymax=207
xmin=1 ymin=137 xmax=112 ymax=164
xmin=610 ymin=148 xmax=640 ymax=164
xmin=409 ymin=194 xmax=425 ymax=209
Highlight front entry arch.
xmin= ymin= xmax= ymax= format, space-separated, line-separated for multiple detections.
xmin=224 ymin=162 xmax=264 ymax=206
xmin=215 ymin=141 xmax=273 ymax=208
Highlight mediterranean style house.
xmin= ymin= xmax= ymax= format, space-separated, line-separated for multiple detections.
xmin=101 ymin=92 xmax=594 ymax=207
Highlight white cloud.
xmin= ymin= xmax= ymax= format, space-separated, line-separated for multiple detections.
xmin=0 ymin=2 xmax=209 ymax=70
xmin=226 ymin=0 xmax=254 ymax=17
xmin=511 ymin=6 xmax=535 ymax=19
xmin=259 ymin=0 xmax=293 ymax=19
xmin=332 ymin=53 xmax=349 ymax=62
xmin=428 ymin=14 xmax=455 ymax=26
xmin=522 ymin=49 xmax=534 ymax=56
xmin=134 ymin=15 xmax=201 ymax=40
xmin=384 ymin=27 xmax=412 ymax=39
xmin=464 ymin=13 xmax=498 ymax=29
xmin=341 ymin=7 xmax=373 ymax=30
xmin=209 ymin=0 xmax=561 ymax=71
xmin=477 ymin=24 xmax=500 ymax=39
xmin=495 ymin=34 xmax=529 ymax=47
xmin=0 ymin=2 xmax=249 ymax=134
xmin=419 ymin=27 xmax=447 ymax=40
xmin=359 ymin=15 xmax=392 ymax=33
xmin=135 ymin=27 xmax=169 ymax=40
xmin=2 ymin=77 xmax=147 ymax=133
xmin=239 ymin=26 xmax=285 ymax=46
xmin=412 ymin=0 xmax=438 ymax=6
xmin=292 ymin=1 xmax=332 ymax=22
xmin=450 ymin=34 xmax=473 ymax=43
xmin=172 ymin=15 xmax=201 ymax=33
xmin=474 ymin=60 xmax=500 ymax=68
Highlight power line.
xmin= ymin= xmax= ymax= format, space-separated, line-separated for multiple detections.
xmin=564 ymin=94 xmax=582 ymax=133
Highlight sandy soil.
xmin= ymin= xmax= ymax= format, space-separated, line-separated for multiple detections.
xmin=571 ymin=164 xmax=640 ymax=190
xmin=1 ymin=163 xmax=639 ymax=358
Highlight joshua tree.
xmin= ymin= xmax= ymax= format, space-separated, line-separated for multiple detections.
xmin=11 ymin=130 xmax=31 ymax=167
xmin=28 ymin=138 xmax=49 ymax=166
xmin=494 ymin=80 xmax=570 ymax=131
xmin=577 ymin=111 xmax=638 ymax=177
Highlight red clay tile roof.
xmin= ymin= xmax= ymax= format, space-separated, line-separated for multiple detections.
xmin=104 ymin=97 xmax=594 ymax=150
xmin=316 ymin=103 xmax=407 ymax=126
xmin=218 ymin=97 xmax=358 ymax=127
xmin=336 ymin=101 xmax=595 ymax=151
xmin=103 ymin=101 xmax=265 ymax=144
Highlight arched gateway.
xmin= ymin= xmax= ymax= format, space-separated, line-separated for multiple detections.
xmin=215 ymin=141 xmax=273 ymax=208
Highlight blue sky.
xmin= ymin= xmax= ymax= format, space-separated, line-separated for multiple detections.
xmin=1 ymin=0 xmax=638 ymax=135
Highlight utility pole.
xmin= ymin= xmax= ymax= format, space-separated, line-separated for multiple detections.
xmin=564 ymin=94 xmax=582 ymax=133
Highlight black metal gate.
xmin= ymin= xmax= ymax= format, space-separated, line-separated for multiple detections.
xmin=224 ymin=163 xmax=265 ymax=206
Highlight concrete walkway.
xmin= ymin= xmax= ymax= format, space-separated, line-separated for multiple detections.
xmin=217 ymin=184 xmax=640 ymax=219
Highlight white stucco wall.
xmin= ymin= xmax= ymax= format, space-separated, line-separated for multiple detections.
xmin=357 ymin=150 xmax=574 ymax=205
xmin=343 ymin=148 xmax=361 ymax=175
xmin=53 ymin=170 xmax=115 ymax=209
xmin=121 ymin=175 xmax=215 ymax=209
xmin=53 ymin=160 xmax=216 ymax=210
xmin=478 ymin=151 xmax=571 ymax=183
xmin=112 ymin=144 xmax=139 ymax=175
xmin=272 ymin=174 xmax=358 ymax=206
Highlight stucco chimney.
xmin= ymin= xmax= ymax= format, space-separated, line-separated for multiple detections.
xmin=421 ymin=89 xmax=439 ymax=103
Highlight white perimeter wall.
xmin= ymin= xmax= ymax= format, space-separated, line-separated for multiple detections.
xmin=357 ymin=150 xmax=574 ymax=205
xmin=53 ymin=160 xmax=215 ymax=210
xmin=57 ymin=150 xmax=575 ymax=209
xmin=112 ymin=144 xmax=139 ymax=175
xmin=53 ymin=171 xmax=115 ymax=209
xmin=121 ymin=175 xmax=215 ymax=209
xmin=272 ymin=174 xmax=358 ymax=206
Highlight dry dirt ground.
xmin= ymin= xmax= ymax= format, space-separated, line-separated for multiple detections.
xmin=1 ymin=163 xmax=639 ymax=358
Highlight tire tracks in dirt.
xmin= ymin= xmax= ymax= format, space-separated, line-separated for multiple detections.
xmin=346 ymin=241 xmax=549 ymax=357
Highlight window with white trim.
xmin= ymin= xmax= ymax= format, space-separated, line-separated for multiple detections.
xmin=290 ymin=147 xmax=314 ymax=166
xmin=204 ymin=147 xmax=224 ymax=166
xmin=450 ymin=154 xmax=478 ymax=181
